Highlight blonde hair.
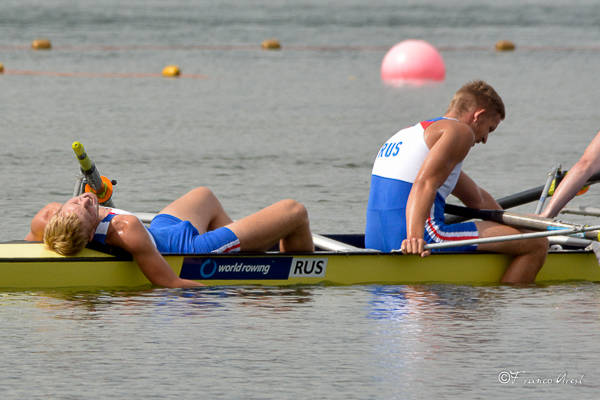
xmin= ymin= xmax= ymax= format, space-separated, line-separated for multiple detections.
xmin=43 ymin=212 xmax=90 ymax=256
xmin=447 ymin=80 xmax=505 ymax=120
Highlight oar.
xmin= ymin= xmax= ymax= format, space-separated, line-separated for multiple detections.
xmin=496 ymin=170 xmax=600 ymax=209
xmin=548 ymin=235 xmax=594 ymax=248
xmin=72 ymin=142 xmax=115 ymax=207
xmin=423 ymin=224 xmax=600 ymax=250
xmin=444 ymin=204 xmax=600 ymax=240
xmin=561 ymin=206 xmax=600 ymax=218
xmin=445 ymin=170 xmax=600 ymax=224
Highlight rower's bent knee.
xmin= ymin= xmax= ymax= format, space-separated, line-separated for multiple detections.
xmin=279 ymin=199 xmax=309 ymax=223
xmin=527 ymin=237 xmax=549 ymax=260
xmin=188 ymin=186 xmax=215 ymax=199
xmin=531 ymin=237 xmax=549 ymax=252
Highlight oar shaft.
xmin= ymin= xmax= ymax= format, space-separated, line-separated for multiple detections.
xmin=445 ymin=170 xmax=600 ymax=224
xmin=561 ymin=206 xmax=600 ymax=217
xmin=425 ymin=224 xmax=600 ymax=250
xmin=443 ymin=205 xmax=600 ymax=240
xmin=497 ymin=170 xmax=600 ymax=208
xmin=312 ymin=233 xmax=369 ymax=252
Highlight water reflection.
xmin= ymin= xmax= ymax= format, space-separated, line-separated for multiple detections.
xmin=367 ymin=285 xmax=499 ymax=322
xmin=16 ymin=286 xmax=316 ymax=320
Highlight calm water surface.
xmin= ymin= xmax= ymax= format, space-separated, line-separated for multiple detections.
xmin=2 ymin=285 xmax=599 ymax=399
xmin=1 ymin=0 xmax=600 ymax=398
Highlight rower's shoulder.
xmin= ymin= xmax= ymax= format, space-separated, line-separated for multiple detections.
xmin=110 ymin=213 xmax=143 ymax=231
xmin=105 ymin=214 xmax=148 ymax=249
xmin=426 ymin=119 xmax=474 ymax=147
xmin=432 ymin=118 xmax=473 ymax=136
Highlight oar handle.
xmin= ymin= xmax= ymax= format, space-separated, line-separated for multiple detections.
xmin=72 ymin=141 xmax=94 ymax=172
xmin=72 ymin=141 xmax=102 ymax=190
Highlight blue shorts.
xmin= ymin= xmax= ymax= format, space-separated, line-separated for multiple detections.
xmin=148 ymin=214 xmax=241 ymax=254
xmin=423 ymin=217 xmax=478 ymax=253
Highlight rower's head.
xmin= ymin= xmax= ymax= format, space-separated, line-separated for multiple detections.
xmin=447 ymin=80 xmax=505 ymax=144
xmin=43 ymin=192 xmax=100 ymax=256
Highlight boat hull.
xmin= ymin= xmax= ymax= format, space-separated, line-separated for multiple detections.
xmin=1 ymin=242 xmax=599 ymax=288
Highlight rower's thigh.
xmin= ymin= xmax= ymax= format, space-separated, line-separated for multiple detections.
xmin=475 ymin=220 xmax=547 ymax=255
xmin=226 ymin=199 xmax=306 ymax=251
xmin=158 ymin=187 xmax=225 ymax=233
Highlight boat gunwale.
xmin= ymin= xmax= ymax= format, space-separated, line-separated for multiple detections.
xmin=0 ymin=247 xmax=592 ymax=262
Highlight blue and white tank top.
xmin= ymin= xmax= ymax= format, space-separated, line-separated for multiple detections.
xmin=370 ymin=117 xmax=462 ymax=202
xmin=93 ymin=208 xmax=156 ymax=247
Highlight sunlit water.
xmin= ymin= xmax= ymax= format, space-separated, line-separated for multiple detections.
xmin=1 ymin=0 xmax=600 ymax=398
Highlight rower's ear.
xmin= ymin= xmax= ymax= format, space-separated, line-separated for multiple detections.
xmin=472 ymin=108 xmax=487 ymax=122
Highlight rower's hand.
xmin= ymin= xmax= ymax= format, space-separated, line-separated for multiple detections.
xmin=401 ymin=238 xmax=431 ymax=257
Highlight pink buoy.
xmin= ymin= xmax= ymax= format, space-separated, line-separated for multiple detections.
xmin=381 ymin=40 xmax=445 ymax=85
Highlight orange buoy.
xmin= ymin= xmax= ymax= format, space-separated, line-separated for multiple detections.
xmin=381 ymin=40 xmax=445 ymax=85
xmin=32 ymin=39 xmax=52 ymax=50
xmin=495 ymin=40 xmax=515 ymax=51
xmin=162 ymin=65 xmax=181 ymax=77
xmin=261 ymin=39 xmax=281 ymax=50
xmin=0 ymin=63 xmax=4 ymax=73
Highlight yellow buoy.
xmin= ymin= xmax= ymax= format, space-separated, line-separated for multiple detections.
xmin=0 ymin=63 xmax=4 ymax=73
xmin=261 ymin=39 xmax=281 ymax=50
xmin=32 ymin=38 xmax=52 ymax=50
xmin=495 ymin=40 xmax=515 ymax=51
xmin=162 ymin=65 xmax=181 ymax=77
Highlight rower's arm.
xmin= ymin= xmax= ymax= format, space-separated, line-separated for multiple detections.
xmin=452 ymin=171 xmax=502 ymax=210
xmin=406 ymin=127 xmax=472 ymax=241
xmin=108 ymin=215 xmax=203 ymax=288
xmin=541 ymin=130 xmax=600 ymax=218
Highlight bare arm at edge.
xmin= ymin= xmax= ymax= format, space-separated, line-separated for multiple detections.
xmin=540 ymin=131 xmax=600 ymax=218
xmin=107 ymin=215 xmax=204 ymax=288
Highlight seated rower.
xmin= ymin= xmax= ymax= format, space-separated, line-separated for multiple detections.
xmin=365 ymin=80 xmax=547 ymax=284
xmin=26 ymin=187 xmax=314 ymax=288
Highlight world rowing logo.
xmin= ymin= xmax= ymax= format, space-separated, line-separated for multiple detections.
xmin=179 ymin=256 xmax=293 ymax=280
xmin=199 ymin=259 xmax=218 ymax=279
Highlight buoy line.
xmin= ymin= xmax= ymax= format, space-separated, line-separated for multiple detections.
xmin=0 ymin=43 xmax=599 ymax=53
xmin=2 ymin=70 xmax=207 ymax=79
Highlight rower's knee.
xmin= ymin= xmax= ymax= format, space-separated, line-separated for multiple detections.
xmin=280 ymin=199 xmax=309 ymax=225
xmin=527 ymin=237 xmax=548 ymax=263
xmin=532 ymin=237 xmax=548 ymax=252
xmin=188 ymin=186 xmax=215 ymax=200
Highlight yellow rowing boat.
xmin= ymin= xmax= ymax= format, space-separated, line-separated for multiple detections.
xmin=1 ymin=239 xmax=598 ymax=289
xmin=4 ymin=143 xmax=597 ymax=289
